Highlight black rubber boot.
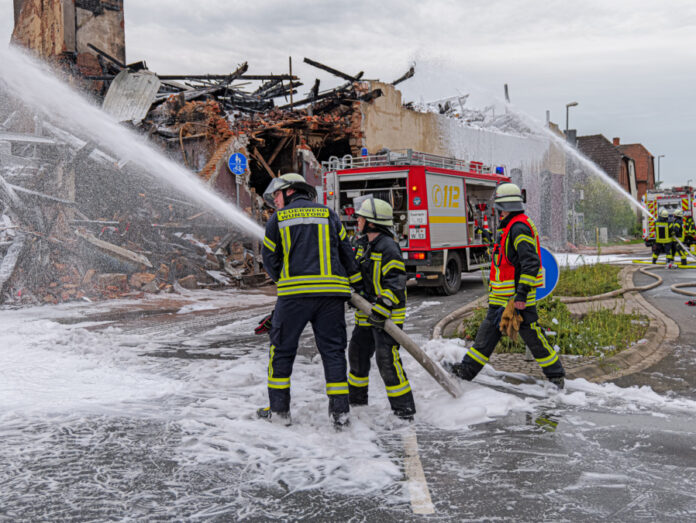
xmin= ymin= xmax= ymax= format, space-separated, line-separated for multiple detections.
xmin=257 ymin=407 xmax=292 ymax=426
xmin=393 ymin=407 xmax=415 ymax=422
xmin=445 ymin=361 xmax=478 ymax=381
xmin=331 ymin=411 xmax=351 ymax=431
xmin=548 ymin=376 xmax=565 ymax=389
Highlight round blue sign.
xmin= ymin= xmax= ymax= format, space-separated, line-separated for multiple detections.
xmin=413 ymin=196 xmax=422 ymax=206
xmin=228 ymin=152 xmax=247 ymax=176
xmin=537 ymin=246 xmax=559 ymax=301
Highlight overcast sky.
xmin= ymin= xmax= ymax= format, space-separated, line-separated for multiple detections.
xmin=2 ymin=0 xmax=695 ymax=185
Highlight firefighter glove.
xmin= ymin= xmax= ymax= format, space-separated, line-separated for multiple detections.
xmin=499 ymin=299 xmax=522 ymax=341
xmin=367 ymin=312 xmax=387 ymax=329
xmin=254 ymin=310 xmax=274 ymax=335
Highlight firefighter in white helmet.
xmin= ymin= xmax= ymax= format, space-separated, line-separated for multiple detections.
xmin=259 ymin=173 xmax=361 ymax=429
xmin=347 ymin=197 xmax=416 ymax=420
xmin=652 ymin=208 xmax=673 ymax=265
xmin=448 ymin=182 xmax=566 ymax=388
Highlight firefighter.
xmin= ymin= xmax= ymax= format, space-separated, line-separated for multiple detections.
xmin=683 ymin=212 xmax=695 ymax=248
xmin=347 ymin=197 xmax=416 ymax=421
xmin=258 ymin=173 xmax=361 ymax=429
xmin=447 ymin=183 xmax=566 ymax=388
xmin=670 ymin=208 xmax=688 ymax=267
xmin=652 ymin=208 xmax=673 ymax=265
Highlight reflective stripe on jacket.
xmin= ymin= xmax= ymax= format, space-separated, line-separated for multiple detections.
xmin=353 ymin=233 xmax=407 ymax=325
xmin=489 ymin=213 xmax=543 ymax=307
xmin=262 ymin=197 xmax=360 ymax=298
xmin=655 ymin=220 xmax=671 ymax=244
xmin=670 ymin=219 xmax=685 ymax=242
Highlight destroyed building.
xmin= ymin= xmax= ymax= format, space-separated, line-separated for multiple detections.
xmin=2 ymin=0 xmax=571 ymax=305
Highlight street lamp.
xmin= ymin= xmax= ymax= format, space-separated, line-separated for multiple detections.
xmin=657 ymin=154 xmax=665 ymax=184
xmin=565 ymin=101 xmax=578 ymax=133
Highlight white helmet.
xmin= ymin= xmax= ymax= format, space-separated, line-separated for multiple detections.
xmin=674 ymin=208 xmax=684 ymax=218
xmin=263 ymin=173 xmax=316 ymax=208
xmin=659 ymin=208 xmax=669 ymax=219
xmin=493 ymin=182 xmax=525 ymax=212
xmin=354 ymin=197 xmax=393 ymax=226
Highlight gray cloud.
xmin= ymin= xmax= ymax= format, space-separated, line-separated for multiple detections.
xmin=2 ymin=0 xmax=694 ymax=183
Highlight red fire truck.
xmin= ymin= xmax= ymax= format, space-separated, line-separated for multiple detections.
xmin=322 ymin=149 xmax=510 ymax=294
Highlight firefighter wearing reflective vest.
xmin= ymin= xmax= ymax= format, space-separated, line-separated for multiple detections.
xmin=652 ymin=208 xmax=673 ymax=265
xmin=347 ymin=197 xmax=416 ymax=420
xmin=259 ymin=173 xmax=361 ymax=429
xmin=448 ymin=183 xmax=566 ymax=388
xmin=670 ymin=208 xmax=687 ymax=267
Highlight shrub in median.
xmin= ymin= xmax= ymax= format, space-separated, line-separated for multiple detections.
xmin=554 ymin=263 xmax=622 ymax=297
xmin=457 ymin=297 xmax=648 ymax=358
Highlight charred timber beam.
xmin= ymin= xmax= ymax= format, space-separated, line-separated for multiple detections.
xmin=75 ymin=230 xmax=154 ymax=268
xmin=8 ymin=184 xmax=77 ymax=206
xmin=252 ymin=78 xmax=283 ymax=96
xmin=0 ymin=233 xmax=26 ymax=297
xmin=87 ymin=43 xmax=126 ymax=69
xmin=277 ymin=84 xmax=352 ymax=109
xmin=252 ymin=148 xmax=277 ymax=179
xmin=87 ymin=73 xmax=296 ymax=81
xmin=392 ymin=65 xmax=415 ymax=86
xmin=303 ymin=58 xmax=361 ymax=82
xmin=311 ymin=78 xmax=320 ymax=100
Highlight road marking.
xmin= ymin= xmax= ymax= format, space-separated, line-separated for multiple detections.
xmin=402 ymin=429 xmax=435 ymax=514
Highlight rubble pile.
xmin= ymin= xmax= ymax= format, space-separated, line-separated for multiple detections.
xmin=1 ymin=33 xmax=415 ymax=305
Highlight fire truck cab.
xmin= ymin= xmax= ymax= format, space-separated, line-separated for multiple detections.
xmin=322 ymin=149 xmax=510 ymax=295
xmin=641 ymin=186 xmax=695 ymax=246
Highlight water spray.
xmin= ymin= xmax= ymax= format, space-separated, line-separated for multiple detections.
xmin=0 ymin=45 xmax=264 ymax=240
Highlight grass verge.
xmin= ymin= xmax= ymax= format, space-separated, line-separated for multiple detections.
xmin=554 ymin=263 xmax=622 ymax=297
xmin=457 ymin=298 xmax=649 ymax=358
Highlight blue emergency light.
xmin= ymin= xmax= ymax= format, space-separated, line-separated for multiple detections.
xmin=361 ymin=147 xmax=368 ymax=156
xmin=495 ymin=166 xmax=505 ymax=175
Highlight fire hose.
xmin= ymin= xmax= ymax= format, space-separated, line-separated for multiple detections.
xmin=350 ymin=293 xmax=462 ymax=399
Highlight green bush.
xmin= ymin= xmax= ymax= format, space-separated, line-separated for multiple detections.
xmin=458 ymin=297 xmax=648 ymax=358
xmin=554 ymin=263 xmax=622 ymax=296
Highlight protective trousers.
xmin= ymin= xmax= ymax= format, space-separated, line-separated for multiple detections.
xmin=652 ymin=242 xmax=673 ymax=263
xmin=458 ymin=306 xmax=565 ymax=380
xmin=347 ymin=325 xmax=416 ymax=416
xmin=671 ymin=243 xmax=687 ymax=265
xmin=267 ymin=296 xmax=349 ymax=415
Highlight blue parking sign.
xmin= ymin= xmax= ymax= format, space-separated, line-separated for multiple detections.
xmin=537 ymin=247 xmax=559 ymax=301
xmin=228 ymin=153 xmax=247 ymax=176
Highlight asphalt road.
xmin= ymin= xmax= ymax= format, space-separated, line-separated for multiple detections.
xmin=2 ymin=269 xmax=695 ymax=521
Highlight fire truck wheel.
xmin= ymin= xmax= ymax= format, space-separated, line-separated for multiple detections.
xmin=439 ymin=254 xmax=462 ymax=296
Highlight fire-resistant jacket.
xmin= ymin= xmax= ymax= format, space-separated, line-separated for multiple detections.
xmin=489 ymin=212 xmax=544 ymax=307
xmin=262 ymin=197 xmax=360 ymax=298
xmin=353 ymin=233 xmax=407 ymax=326
xmin=655 ymin=219 xmax=671 ymax=244
xmin=670 ymin=218 xmax=685 ymax=242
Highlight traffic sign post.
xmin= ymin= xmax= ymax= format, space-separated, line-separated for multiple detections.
xmin=228 ymin=153 xmax=248 ymax=206
xmin=537 ymin=246 xmax=560 ymax=301
xmin=525 ymin=246 xmax=559 ymax=361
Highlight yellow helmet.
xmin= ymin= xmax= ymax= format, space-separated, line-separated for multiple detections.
xmin=493 ymin=182 xmax=525 ymax=212
xmin=355 ymin=197 xmax=394 ymax=226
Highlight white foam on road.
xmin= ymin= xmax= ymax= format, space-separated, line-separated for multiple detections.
xmin=2 ymin=291 xmax=695 ymax=509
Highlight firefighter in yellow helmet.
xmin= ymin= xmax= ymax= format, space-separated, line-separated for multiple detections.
xmin=347 ymin=197 xmax=416 ymax=420
xmin=670 ymin=208 xmax=687 ymax=267
xmin=652 ymin=208 xmax=673 ymax=265
xmin=259 ymin=173 xmax=361 ymax=429
xmin=448 ymin=183 xmax=566 ymax=388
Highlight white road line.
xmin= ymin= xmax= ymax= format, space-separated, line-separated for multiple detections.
xmin=402 ymin=429 xmax=435 ymax=514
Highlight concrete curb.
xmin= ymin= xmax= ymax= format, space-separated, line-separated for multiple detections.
xmin=431 ymin=264 xmax=679 ymax=384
